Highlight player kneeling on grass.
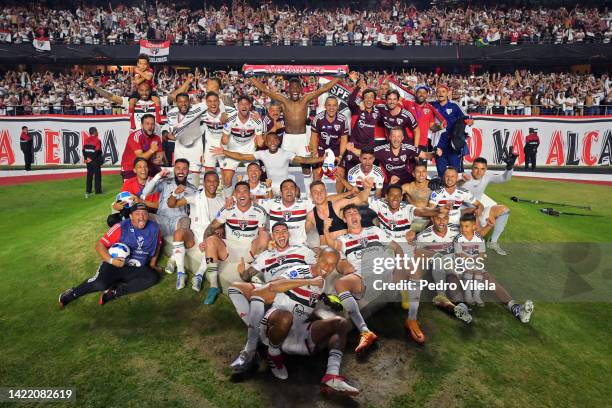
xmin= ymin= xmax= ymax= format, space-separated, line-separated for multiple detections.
xmin=238 ymin=247 xmax=360 ymax=396
xmin=59 ymin=203 xmax=161 ymax=307
xmin=197 ymin=181 xmax=270 ymax=304
xmin=454 ymin=214 xmax=534 ymax=323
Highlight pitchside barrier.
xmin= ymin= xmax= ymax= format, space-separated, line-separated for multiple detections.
xmin=1 ymin=114 xmax=610 ymax=167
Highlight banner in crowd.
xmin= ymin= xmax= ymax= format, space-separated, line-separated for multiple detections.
xmin=0 ymin=116 xmax=130 ymax=166
xmin=33 ymin=37 xmax=51 ymax=52
xmin=243 ymin=64 xmax=348 ymax=77
xmin=138 ymin=39 xmax=170 ymax=63
xmin=0 ymin=29 xmax=12 ymax=43
xmin=0 ymin=115 xmax=610 ymax=167
xmin=467 ymin=115 xmax=612 ymax=166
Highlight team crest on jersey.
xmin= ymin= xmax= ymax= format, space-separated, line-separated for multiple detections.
xmin=282 ymin=211 xmax=293 ymax=221
xmin=309 ymin=290 xmax=319 ymax=306
xmin=239 ymin=220 xmax=249 ymax=230
xmin=400 ymin=155 xmax=406 ymax=162
xmin=446 ymin=108 xmax=453 ymax=115
xmin=389 ymin=219 xmax=396 ymax=229
xmin=136 ymin=236 xmax=145 ymax=251
xmin=334 ymin=124 xmax=341 ymax=131
xmin=359 ymin=237 xmax=369 ymax=248
xmin=277 ymin=255 xmax=286 ymax=264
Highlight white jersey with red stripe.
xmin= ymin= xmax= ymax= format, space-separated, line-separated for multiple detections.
xmin=453 ymin=232 xmax=486 ymax=257
xmin=251 ymin=244 xmax=317 ymax=282
xmin=261 ymin=198 xmax=314 ymax=246
xmin=429 ymin=187 xmax=478 ymax=226
xmin=121 ymin=96 xmax=166 ymax=130
xmin=271 ymin=265 xmax=323 ymax=323
xmin=337 ymin=226 xmax=388 ymax=275
xmin=223 ymin=112 xmax=263 ymax=153
xmin=368 ymin=197 xmax=416 ymax=241
xmin=347 ymin=164 xmax=385 ymax=197
xmin=214 ymin=203 xmax=267 ymax=245
xmin=416 ymin=225 xmax=460 ymax=255
xmin=202 ymin=106 xmax=236 ymax=145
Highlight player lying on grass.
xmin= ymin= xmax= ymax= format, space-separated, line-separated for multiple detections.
xmin=453 ymin=214 xmax=534 ymax=323
xmin=232 ymin=247 xmax=360 ymax=396
xmin=228 ymin=222 xmax=317 ymax=372
xmin=59 ymin=203 xmax=161 ymax=307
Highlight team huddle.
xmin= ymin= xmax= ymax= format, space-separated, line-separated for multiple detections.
xmin=58 ymin=63 xmax=534 ymax=397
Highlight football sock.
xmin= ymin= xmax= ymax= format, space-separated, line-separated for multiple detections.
xmin=268 ymin=342 xmax=282 ymax=357
xmin=407 ymin=284 xmax=422 ymax=320
xmin=326 ymin=349 xmax=343 ymax=376
xmin=491 ymin=210 xmax=510 ymax=243
xmin=245 ymin=296 xmax=265 ymax=352
xmin=228 ymin=286 xmax=250 ymax=325
xmin=206 ymin=263 xmax=219 ymax=289
xmin=172 ymin=242 xmax=185 ymax=273
xmin=338 ymin=291 xmax=369 ymax=333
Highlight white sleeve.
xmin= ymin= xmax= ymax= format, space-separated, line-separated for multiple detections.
xmin=488 ymin=169 xmax=513 ymax=184
xmin=368 ymin=197 xmax=380 ymax=212
xmin=215 ymin=207 xmax=228 ymax=224
xmin=253 ymin=150 xmax=264 ymax=161
xmin=285 ymin=150 xmax=296 ymax=162
xmin=304 ymin=248 xmax=317 ymax=265
xmin=120 ymin=96 xmax=129 ymax=110
xmin=184 ymin=192 xmax=197 ymax=205
xmin=250 ymin=252 xmax=266 ymax=272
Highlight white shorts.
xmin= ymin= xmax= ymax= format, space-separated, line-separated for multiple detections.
xmin=260 ymin=308 xmax=316 ymax=355
xmin=203 ymin=138 xmax=223 ymax=168
xmin=282 ymin=133 xmax=310 ymax=157
xmin=221 ymin=239 xmax=254 ymax=263
xmin=158 ymin=215 xmax=184 ymax=237
xmin=479 ymin=206 xmax=492 ymax=228
xmin=174 ymin=139 xmax=203 ymax=172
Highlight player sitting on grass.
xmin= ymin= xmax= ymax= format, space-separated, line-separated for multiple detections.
xmin=228 ymin=222 xmax=317 ymax=373
xmin=166 ymin=171 xmax=225 ymax=292
xmin=244 ymin=247 xmax=360 ymax=396
xmin=415 ymin=212 xmax=473 ymax=324
xmin=325 ymin=203 xmax=405 ymax=353
xmin=197 ymin=181 xmax=270 ymax=304
xmin=454 ymin=214 xmax=534 ymax=323
xmin=59 ymin=203 xmax=161 ymax=307
xmin=460 ymin=155 xmax=516 ymax=255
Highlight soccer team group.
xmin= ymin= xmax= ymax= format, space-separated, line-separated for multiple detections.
xmin=59 ymin=60 xmax=534 ymax=396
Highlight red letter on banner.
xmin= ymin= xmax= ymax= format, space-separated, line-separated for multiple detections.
xmin=511 ymin=129 xmax=525 ymax=166
xmin=546 ymin=130 xmax=565 ymax=165
xmin=464 ymin=127 xmax=482 ymax=163
xmin=45 ymin=129 xmax=60 ymax=164
xmin=582 ymin=131 xmax=599 ymax=166
xmin=0 ymin=129 xmax=15 ymax=165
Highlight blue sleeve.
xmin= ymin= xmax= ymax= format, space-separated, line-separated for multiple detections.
xmin=437 ymin=132 xmax=449 ymax=149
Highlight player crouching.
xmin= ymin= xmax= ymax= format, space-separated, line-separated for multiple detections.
xmin=236 ymin=247 xmax=360 ymax=396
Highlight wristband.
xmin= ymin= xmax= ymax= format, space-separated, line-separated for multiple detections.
xmin=106 ymin=258 xmax=114 ymax=265
xmin=171 ymin=191 xmax=179 ymax=198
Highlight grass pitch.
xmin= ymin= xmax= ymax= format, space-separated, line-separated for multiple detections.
xmin=0 ymin=175 xmax=610 ymax=408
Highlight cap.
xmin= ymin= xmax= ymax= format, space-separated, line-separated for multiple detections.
xmin=130 ymin=202 xmax=148 ymax=213
xmin=415 ymin=85 xmax=430 ymax=93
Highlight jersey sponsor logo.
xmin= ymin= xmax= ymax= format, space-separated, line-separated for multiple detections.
xmin=289 ymin=269 xmax=299 ymax=278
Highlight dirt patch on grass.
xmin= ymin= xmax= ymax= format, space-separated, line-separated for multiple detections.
xmin=183 ymin=326 xmax=419 ymax=407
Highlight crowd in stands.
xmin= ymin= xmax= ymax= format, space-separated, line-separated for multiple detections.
xmin=0 ymin=67 xmax=611 ymax=116
xmin=0 ymin=2 xmax=610 ymax=46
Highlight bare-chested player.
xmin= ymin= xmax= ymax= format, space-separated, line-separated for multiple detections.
xmin=249 ymin=74 xmax=343 ymax=181
xmin=402 ymin=161 xmax=434 ymax=233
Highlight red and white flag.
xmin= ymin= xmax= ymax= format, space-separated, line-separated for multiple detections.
xmin=139 ymin=39 xmax=170 ymax=63
xmin=388 ymin=79 xmax=414 ymax=102
xmin=0 ymin=29 xmax=12 ymax=43
xmin=33 ymin=37 xmax=51 ymax=51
